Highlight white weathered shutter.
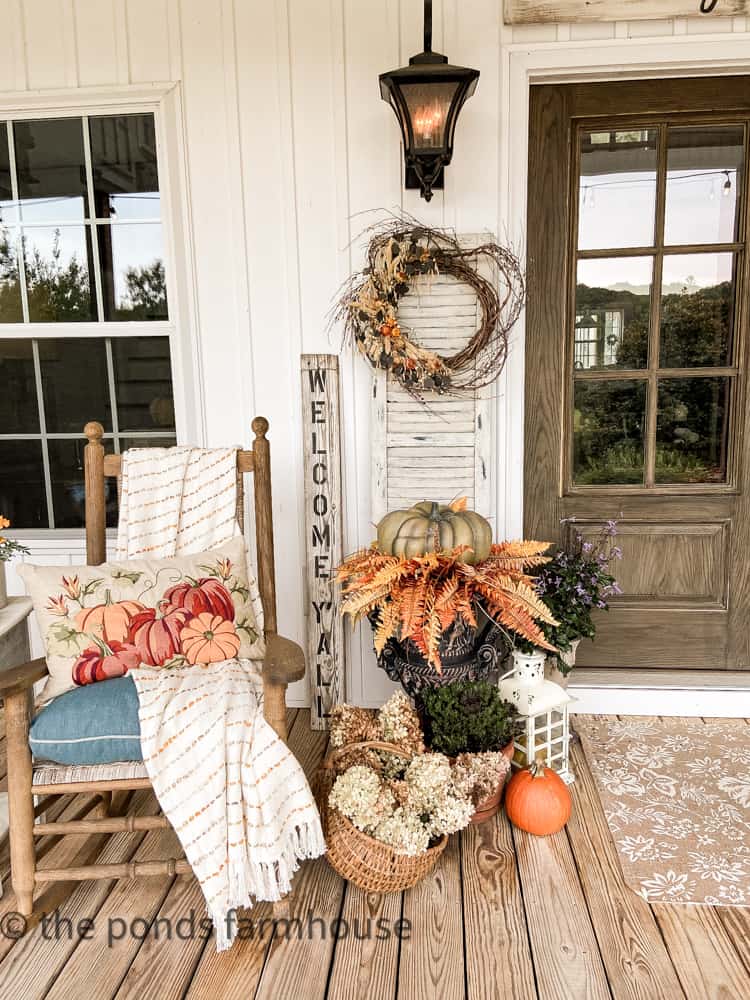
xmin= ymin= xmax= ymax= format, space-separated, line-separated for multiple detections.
xmin=371 ymin=236 xmax=495 ymax=527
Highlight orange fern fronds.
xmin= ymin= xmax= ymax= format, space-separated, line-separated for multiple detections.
xmin=336 ymin=539 xmax=556 ymax=671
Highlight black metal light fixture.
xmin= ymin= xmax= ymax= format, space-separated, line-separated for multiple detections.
xmin=379 ymin=0 xmax=479 ymax=202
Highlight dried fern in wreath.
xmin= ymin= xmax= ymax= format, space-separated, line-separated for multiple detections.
xmin=337 ymin=541 xmax=557 ymax=673
xmin=330 ymin=214 xmax=524 ymax=396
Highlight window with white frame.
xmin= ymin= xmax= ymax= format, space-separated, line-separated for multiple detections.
xmin=0 ymin=111 xmax=176 ymax=529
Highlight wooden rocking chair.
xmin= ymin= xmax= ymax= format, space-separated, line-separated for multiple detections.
xmin=2 ymin=417 xmax=306 ymax=918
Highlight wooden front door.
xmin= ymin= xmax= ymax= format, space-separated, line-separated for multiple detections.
xmin=525 ymin=77 xmax=750 ymax=671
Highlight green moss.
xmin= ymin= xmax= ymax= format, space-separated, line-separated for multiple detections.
xmin=420 ymin=680 xmax=519 ymax=758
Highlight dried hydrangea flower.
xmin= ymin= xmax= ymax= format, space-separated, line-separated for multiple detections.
xmin=377 ymin=691 xmax=425 ymax=756
xmin=404 ymin=754 xmax=453 ymax=813
xmin=375 ymin=807 xmax=431 ymax=857
xmin=329 ymin=765 xmax=396 ymax=834
xmin=426 ymin=793 xmax=474 ymax=838
xmin=451 ymin=751 xmax=510 ymax=806
xmin=329 ymin=704 xmax=380 ymax=749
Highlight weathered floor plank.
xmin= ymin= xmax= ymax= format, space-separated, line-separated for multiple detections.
xmin=715 ymin=907 xmax=750 ymax=976
xmin=44 ymin=826 xmax=183 ymax=1000
xmin=651 ymin=903 xmax=750 ymax=1000
xmin=253 ymin=709 xmax=340 ymax=1000
xmin=0 ymin=712 xmax=746 ymax=1000
xmin=512 ymin=823 xmax=612 ymax=1000
xmin=325 ymin=884 xmax=402 ymax=1000
xmin=398 ymin=833 xmax=464 ymax=1000
xmin=567 ymin=740 xmax=685 ymax=1000
xmin=461 ymin=812 xmax=537 ymax=1000
xmin=0 ymin=791 xmax=159 ymax=1000
xmin=114 ymin=874 xmax=209 ymax=1000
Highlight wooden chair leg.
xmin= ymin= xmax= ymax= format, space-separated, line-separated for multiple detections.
xmin=263 ymin=677 xmax=289 ymax=742
xmin=5 ymin=689 xmax=36 ymax=917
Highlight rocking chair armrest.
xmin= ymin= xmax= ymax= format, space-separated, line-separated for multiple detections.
xmin=262 ymin=633 xmax=306 ymax=686
xmin=0 ymin=658 xmax=48 ymax=698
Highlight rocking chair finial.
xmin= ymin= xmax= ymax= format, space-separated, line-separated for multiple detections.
xmin=252 ymin=416 xmax=269 ymax=439
xmin=84 ymin=421 xmax=105 ymax=444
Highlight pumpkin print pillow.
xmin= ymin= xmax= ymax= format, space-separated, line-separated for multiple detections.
xmin=18 ymin=536 xmax=266 ymax=702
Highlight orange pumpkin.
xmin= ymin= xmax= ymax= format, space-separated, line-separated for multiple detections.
xmin=163 ymin=577 xmax=235 ymax=621
xmin=128 ymin=604 xmax=192 ymax=666
xmin=72 ymin=640 xmax=141 ymax=686
xmin=504 ymin=761 xmax=572 ymax=836
xmin=75 ymin=590 xmax=146 ymax=643
xmin=180 ymin=613 xmax=241 ymax=665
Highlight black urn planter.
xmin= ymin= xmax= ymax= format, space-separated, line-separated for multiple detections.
xmin=369 ymin=604 xmax=511 ymax=700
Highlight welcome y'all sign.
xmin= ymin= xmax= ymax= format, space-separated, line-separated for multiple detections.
xmin=301 ymin=354 xmax=345 ymax=730
xmin=504 ymin=0 xmax=743 ymax=22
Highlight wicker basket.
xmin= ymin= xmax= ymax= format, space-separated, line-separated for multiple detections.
xmin=317 ymin=740 xmax=448 ymax=893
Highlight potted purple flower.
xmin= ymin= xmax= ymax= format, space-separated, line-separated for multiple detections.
xmin=516 ymin=520 xmax=622 ymax=687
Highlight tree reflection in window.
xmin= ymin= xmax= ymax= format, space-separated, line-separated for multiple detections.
xmin=0 ymin=114 xmax=167 ymax=324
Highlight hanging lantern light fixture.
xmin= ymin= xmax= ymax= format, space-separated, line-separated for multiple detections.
xmin=379 ymin=0 xmax=479 ymax=202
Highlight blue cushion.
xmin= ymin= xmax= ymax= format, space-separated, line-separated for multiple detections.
xmin=30 ymin=676 xmax=142 ymax=765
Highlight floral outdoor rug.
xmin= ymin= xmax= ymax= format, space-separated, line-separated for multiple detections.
xmin=575 ymin=716 xmax=750 ymax=906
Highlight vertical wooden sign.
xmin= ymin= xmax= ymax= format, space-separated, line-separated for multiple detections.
xmin=301 ymin=354 xmax=345 ymax=730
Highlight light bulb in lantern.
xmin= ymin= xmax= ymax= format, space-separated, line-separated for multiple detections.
xmin=723 ymin=170 xmax=732 ymax=198
xmin=413 ymin=100 xmax=445 ymax=146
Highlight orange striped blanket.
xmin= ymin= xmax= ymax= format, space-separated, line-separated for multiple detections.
xmin=119 ymin=446 xmax=324 ymax=950
xmin=131 ymin=659 xmax=324 ymax=950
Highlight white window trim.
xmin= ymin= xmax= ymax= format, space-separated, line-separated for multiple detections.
xmin=0 ymin=83 xmax=204 ymax=537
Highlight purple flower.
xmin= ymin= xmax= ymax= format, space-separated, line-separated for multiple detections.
xmin=611 ymin=545 xmax=623 ymax=560
xmin=582 ymin=541 xmax=593 ymax=554
xmin=605 ymin=519 xmax=618 ymax=536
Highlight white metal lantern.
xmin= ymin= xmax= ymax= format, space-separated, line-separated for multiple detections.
xmin=499 ymin=649 xmax=575 ymax=784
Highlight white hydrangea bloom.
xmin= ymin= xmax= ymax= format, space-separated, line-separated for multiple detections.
xmin=378 ymin=691 xmax=414 ymax=743
xmin=404 ymin=753 xmax=453 ymax=813
xmin=375 ymin=807 xmax=431 ymax=856
xmin=329 ymin=765 xmax=393 ymax=834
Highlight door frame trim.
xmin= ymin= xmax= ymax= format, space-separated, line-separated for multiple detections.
xmin=570 ymin=669 xmax=750 ymax=717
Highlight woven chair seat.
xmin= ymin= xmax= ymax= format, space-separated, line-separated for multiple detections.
xmin=32 ymin=761 xmax=148 ymax=786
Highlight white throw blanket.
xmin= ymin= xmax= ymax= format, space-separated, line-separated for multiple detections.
xmin=119 ymin=446 xmax=325 ymax=950
xmin=116 ymin=446 xmax=240 ymax=559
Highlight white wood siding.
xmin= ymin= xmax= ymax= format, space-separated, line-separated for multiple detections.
xmin=2 ymin=1 xmax=749 ymax=705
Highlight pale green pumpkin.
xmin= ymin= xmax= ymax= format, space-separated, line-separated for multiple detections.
xmin=376 ymin=500 xmax=492 ymax=565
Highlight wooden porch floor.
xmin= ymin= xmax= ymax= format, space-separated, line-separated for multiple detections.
xmin=0 ymin=711 xmax=748 ymax=1000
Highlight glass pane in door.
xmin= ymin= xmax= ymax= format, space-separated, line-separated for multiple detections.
xmin=655 ymin=377 xmax=729 ymax=484
xmin=573 ymin=379 xmax=647 ymax=485
xmin=578 ymin=128 xmax=658 ymax=251
xmin=575 ymin=257 xmax=652 ymax=370
xmin=659 ymin=253 xmax=735 ymax=368
xmin=664 ymin=125 xmax=744 ymax=246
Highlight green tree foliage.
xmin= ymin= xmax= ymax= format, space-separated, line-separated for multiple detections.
xmin=121 ymin=259 xmax=167 ymax=320
xmin=574 ymin=277 xmax=731 ymax=485
xmin=25 ymin=231 xmax=93 ymax=322
xmin=0 ymin=224 xmax=166 ymax=322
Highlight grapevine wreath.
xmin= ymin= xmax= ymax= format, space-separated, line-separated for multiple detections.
xmin=333 ymin=219 xmax=524 ymax=395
